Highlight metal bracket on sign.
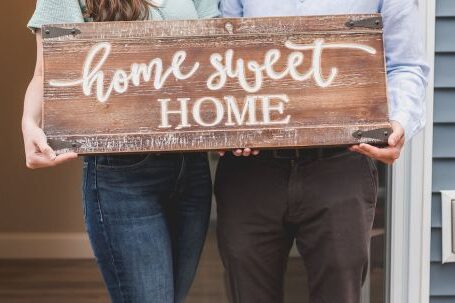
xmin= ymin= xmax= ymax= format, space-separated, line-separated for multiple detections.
xmin=47 ymin=139 xmax=81 ymax=151
xmin=352 ymin=127 xmax=392 ymax=142
xmin=346 ymin=16 xmax=383 ymax=29
xmin=42 ymin=26 xmax=81 ymax=39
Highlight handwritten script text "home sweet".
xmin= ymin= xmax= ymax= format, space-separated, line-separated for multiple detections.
xmin=49 ymin=39 xmax=377 ymax=103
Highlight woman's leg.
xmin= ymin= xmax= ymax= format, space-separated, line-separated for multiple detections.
xmin=168 ymin=153 xmax=212 ymax=303
xmin=82 ymin=153 xmax=180 ymax=303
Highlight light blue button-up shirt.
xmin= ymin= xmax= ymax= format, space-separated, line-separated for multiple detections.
xmin=220 ymin=0 xmax=430 ymax=141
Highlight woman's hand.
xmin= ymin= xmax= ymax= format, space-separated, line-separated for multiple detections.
xmin=349 ymin=121 xmax=405 ymax=165
xmin=22 ymin=31 xmax=78 ymax=170
xmin=22 ymin=121 xmax=78 ymax=169
xmin=219 ymin=148 xmax=260 ymax=157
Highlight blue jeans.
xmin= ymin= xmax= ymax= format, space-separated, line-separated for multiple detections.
xmin=82 ymin=152 xmax=212 ymax=303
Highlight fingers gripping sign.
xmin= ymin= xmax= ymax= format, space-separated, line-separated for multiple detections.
xmin=349 ymin=121 xmax=405 ymax=165
xmin=219 ymin=148 xmax=260 ymax=157
xmin=24 ymin=124 xmax=78 ymax=170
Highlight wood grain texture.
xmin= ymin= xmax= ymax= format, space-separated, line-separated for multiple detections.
xmin=42 ymin=15 xmax=390 ymax=155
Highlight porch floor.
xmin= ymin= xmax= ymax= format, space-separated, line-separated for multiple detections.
xmin=0 ymin=228 xmax=384 ymax=303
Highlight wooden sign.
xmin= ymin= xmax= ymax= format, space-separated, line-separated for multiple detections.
xmin=42 ymin=14 xmax=391 ymax=155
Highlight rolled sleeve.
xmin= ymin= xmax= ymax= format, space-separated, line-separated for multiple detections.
xmin=220 ymin=0 xmax=243 ymax=17
xmin=381 ymin=0 xmax=430 ymax=141
xmin=27 ymin=0 xmax=84 ymax=31
xmin=193 ymin=0 xmax=221 ymax=18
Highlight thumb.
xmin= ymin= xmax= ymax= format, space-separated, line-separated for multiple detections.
xmin=388 ymin=122 xmax=404 ymax=147
xmin=36 ymin=138 xmax=56 ymax=160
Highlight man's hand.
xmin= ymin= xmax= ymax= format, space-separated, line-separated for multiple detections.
xmin=219 ymin=148 xmax=260 ymax=157
xmin=349 ymin=121 xmax=405 ymax=165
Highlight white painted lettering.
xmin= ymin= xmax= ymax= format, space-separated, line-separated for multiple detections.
xmin=260 ymin=94 xmax=291 ymax=125
xmin=206 ymin=39 xmax=377 ymax=93
xmin=158 ymin=98 xmax=191 ymax=129
xmin=192 ymin=97 xmax=224 ymax=127
xmin=224 ymin=95 xmax=258 ymax=126
xmin=50 ymin=42 xmax=200 ymax=103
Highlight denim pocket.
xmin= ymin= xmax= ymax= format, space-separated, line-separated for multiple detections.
xmin=96 ymin=153 xmax=152 ymax=170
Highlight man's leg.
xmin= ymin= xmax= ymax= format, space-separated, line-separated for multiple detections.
xmin=214 ymin=155 xmax=294 ymax=303
xmin=292 ymin=152 xmax=378 ymax=303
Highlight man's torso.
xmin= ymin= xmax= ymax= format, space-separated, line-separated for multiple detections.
xmin=240 ymin=0 xmax=381 ymax=16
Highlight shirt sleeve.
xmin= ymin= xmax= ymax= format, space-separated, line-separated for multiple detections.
xmin=381 ymin=0 xmax=430 ymax=141
xmin=220 ymin=0 xmax=243 ymax=17
xmin=193 ymin=0 xmax=221 ymax=18
xmin=27 ymin=0 xmax=85 ymax=31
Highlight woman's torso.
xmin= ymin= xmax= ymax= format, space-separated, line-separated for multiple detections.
xmin=78 ymin=0 xmax=202 ymax=21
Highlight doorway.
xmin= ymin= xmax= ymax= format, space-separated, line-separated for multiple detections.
xmin=194 ymin=156 xmax=390 ymax=303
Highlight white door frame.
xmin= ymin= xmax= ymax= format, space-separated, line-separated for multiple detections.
xmin=388 ymin=1 xmax=436 ymax=303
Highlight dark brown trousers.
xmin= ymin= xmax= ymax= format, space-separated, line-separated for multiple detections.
xmin=214 ymin=149 xmax=378 ymax=303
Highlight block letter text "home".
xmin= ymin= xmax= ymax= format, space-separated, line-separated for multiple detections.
xmin=158 ymin=94 xmax=291 ymax=130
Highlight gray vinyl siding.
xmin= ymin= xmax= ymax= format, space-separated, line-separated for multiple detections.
xmin=431 ymin=0 xmax=455 ymax=302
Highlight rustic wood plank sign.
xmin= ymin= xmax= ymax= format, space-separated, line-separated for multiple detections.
xmin=42 ymin=14 xmax=391 ymax=154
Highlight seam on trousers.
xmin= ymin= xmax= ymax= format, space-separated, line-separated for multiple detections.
xmin=285 ymin=160 xmax=299 ymax=219
xmin=94 ymin=156 xmax=127 ymax=303
xmin=362 ymin=156 xmax=378 ymax=203
xmin=173 ymin=154 xmax=187 ymax=195
xmin=81 ymin=161 xmax=89 ymax=220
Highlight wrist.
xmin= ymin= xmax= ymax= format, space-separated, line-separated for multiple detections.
xmin=21 ymin=117 xmax=40 ymax=131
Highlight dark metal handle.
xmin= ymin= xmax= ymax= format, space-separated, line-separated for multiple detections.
xmin=42 ymin=26 xmax=81 ymax=39
xmin=346 ymin=16 xmax=383 ymax=29
xmin=352 ymin=127 xmax=392 ymax=142
xmin=47 ymin=138 xmax=81 ymax=152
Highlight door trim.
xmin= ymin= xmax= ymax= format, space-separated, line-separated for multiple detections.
xmin=388 ymin=1 xmax=436 ymax=303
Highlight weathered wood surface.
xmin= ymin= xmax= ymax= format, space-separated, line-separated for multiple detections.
xmin=42 ymin=14 xmax=390 ymax=154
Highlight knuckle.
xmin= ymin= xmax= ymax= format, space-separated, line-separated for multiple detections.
xmin=26 ymin=160 xmax=36 ymax=169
